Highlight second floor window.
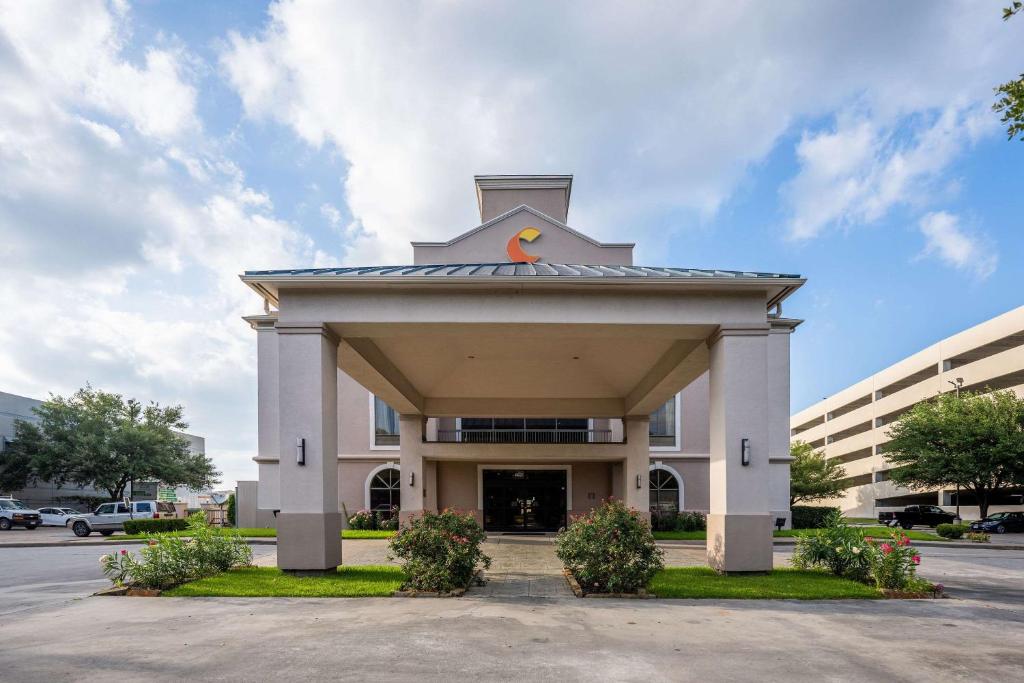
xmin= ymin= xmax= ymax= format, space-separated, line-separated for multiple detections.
xmin=649 ymin=397 xmax=677 ymax=448
xmin=373 ymin=396 xmax=399 ymax=446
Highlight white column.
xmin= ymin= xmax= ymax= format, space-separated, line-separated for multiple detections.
xmin=251 ymin=318 xmax=280 ymax=511
xmin=399 ymin=414 xmax=426 ymax=525
xmin=768 ymin=323 xmax=796 ymax=529
xmin=623 ymin=416 xmax=650 ymax=521
xmin=276 ymin=323 xmax=341 ymax=571
xmin=707 ymin=325 xmax=772 ymax=573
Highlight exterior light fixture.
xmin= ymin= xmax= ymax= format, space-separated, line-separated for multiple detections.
xmin=636 ymin=474 xmax=642 ymax=489
xmin=296 ymin=437 xmax=306 ymax=466
xmin=409 ymin=471 xmax=415 ymax=487
xmin=741 ymin=438 xmax=750 ymax=467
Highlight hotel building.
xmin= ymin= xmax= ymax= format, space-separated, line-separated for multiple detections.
xmin=242 ymin=175 xmax=804 ymax=572
xmin=790 ymin=305 xmax=1024 ymax=519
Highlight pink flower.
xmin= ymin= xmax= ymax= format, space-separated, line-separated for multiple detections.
xmin=865 ymin=536 xmax=874 ymax=543
xmin=912 ymin=555 xmax=920 ymax=565
xmin=898 ymin=536 xmax=910 ymax=547
xmin=120 ymin=549 xmax=127 ymax=556
xmin=881 ymin=543 xmax=893 ymax=554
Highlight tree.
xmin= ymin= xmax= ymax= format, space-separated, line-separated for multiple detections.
xmin=789 ymin=440 xmax=847 ymax=506
xmin=885 ymin=390 xmax=1024 ymax=519
xmin=994 ymin=3 xmax=1024 ymax=140
xmin=226 ymin=492 xmax=236 ymax=527
xmin=11 ymin=386 xmax=219 ymax=502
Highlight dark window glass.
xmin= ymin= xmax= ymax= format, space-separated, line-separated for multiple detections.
xmin=650 ymin=398 xmax=677 ymax=447
xmin=649 ymin=468 xmax=680 ymax=513
xmin=369 ymin=467 xmax=401 ymax=513
xmin=373 ymin=396 xmax=400 ymax=446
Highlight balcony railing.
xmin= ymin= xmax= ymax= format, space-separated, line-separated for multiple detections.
xmin=434 ymin=428 xmax=616 ymax=444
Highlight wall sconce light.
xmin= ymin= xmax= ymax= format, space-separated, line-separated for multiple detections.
xmin=409 ymin=471 xmax=415 ymax=487
xmin=741 ymin=438 xmax=750 ymax=467
xmin=296 ymin=437 xmax=306 ymax=466
xmin=636 ymin=474 xmax=642 ymax=489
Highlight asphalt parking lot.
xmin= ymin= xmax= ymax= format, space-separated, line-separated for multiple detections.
xmin=1 ymin=538 xmax=1021 ymax=681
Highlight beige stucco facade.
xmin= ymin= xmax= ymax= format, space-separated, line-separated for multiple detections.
xmin=791 ymin=305 xmax=1024 ymax=519
xmin=243 ymin=174 xmax=803 ymax=572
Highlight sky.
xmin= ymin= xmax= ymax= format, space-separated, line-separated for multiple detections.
xmin=1 ymin=0 xmax=1022 ymax=489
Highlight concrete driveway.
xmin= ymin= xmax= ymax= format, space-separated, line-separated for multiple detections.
xmin=2 ymin=538 xmax=1022 ymax=681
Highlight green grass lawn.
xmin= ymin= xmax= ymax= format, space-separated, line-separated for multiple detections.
xmin=653 ymin=526 xmax=941 ymax=542
xmin=341 ymin=530 xmax=396 ymax=539
xmin=118 ymin=528 xmax=395 ymax=540
xmin=164 ymin=565 xmax=406 ymax=597
xmin=648 ymin=567 xmax=881 ymax=599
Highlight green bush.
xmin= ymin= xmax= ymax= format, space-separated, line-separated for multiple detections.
xmin=652 ymin=511 xmax=707 ymax=532
xmin=227 ymin=493 xmax=236 ymax=527
xmin=865 ymin=532 xmax=920 ymax=591
xmin=123 ymin=518 xmax=188 ymax=535
xmin=791 ymin=506 xmax=841 ymax=529
xmin=100 ymin=513 xmax=252 ymax=590
xmin=388 ymin=509 xmax=490 ymax=592
xmin=556 ymin=499 xmax=664 ymax=594
xmin=348 ymin=507 xmax=399 ymax=531
xmin=936 ymin=523 xmax=967 ymax=539
xmin=791 ymin=511 xmax=871 ymax=582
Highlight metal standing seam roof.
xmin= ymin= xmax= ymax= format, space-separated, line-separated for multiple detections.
xmin=243 ymin=263 xmax=801 ymax=279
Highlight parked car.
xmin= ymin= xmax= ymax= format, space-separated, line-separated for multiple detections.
xmin=970 ymin=511 xmax=1024 ymax=534
xmin=0 ymin=497 xmax=41 ymax=530
xmin=67 ymin=500 xmax=174 ymax=537
xmin=877 ymin=505 xmax=957 ymax=529
xmin=37 ymin=507 xmax=83 ymax=527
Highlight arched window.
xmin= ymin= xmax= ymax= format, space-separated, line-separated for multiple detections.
xmin=368 ymin=466 xmax=401 ymax=514
xmin=649 ymin=466 xmax=681 ymax=513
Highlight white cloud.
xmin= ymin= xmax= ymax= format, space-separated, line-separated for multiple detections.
xmin=918 ymin=211 xmax=997 ymax=279
xmin=219 ymin=1 xmax=1018 ymax=263
xmin=782 ymin=106 xmax=991 ymax=240
xmin=0 ymin=0 xmax=321 ymax=488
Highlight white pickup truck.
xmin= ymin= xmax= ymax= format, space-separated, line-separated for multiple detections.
xmin=68 ymin=500 xmax=176 ymax=537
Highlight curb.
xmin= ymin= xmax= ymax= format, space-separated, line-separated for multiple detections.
xmin=653 ymin=538 xmax=1023 ymax=552
xmin=0 ymin=538 xmax=278 ymax=549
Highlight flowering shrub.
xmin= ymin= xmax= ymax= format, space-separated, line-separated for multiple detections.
xmin=388 ymin=509 xmax=490 ymax=592
xmin=347 ymin=509 xmax=376 ymax=530
xmin=966 ymin=531 xmax=990 ymax=543
xmin=651 ymin=511 xmax=706 ymax=532
xmin=100 ymin=549 xmax=133 ymax=586
xmin=556 ymin=499 xmax=664 ymax=594
xmin=99 ymin=513 xmax=252 ymax=590
xmin=791 ymin=511 xmax=871 ymax=581
xmin=865 ymin=532 xmax=920 ymax=591
xmin=348 ymin=507 xmax=399 ymax=531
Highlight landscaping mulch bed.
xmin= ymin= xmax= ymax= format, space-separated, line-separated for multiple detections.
xmin=562 ymin=569 xmax=654 ymax=599
xmin=93 ymin=586 xmax=162 ymax=597
xmin=393 ymin=570 xmax=485 ymax=598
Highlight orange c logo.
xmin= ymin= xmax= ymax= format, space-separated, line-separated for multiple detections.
xmin=506 ymin=227 xmax=541 ymax=263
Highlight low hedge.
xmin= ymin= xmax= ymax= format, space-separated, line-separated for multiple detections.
xmin=936 ymin=523 xmax=967 ymax=539
xmin=123 ymin=518 xmax=189 ymax=535
xmin=791 ymin=506 xmax=841 ymax=530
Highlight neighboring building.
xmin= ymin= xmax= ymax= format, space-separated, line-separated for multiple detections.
xmin=790 ymin=306 xmax=1024 ymax=519
xmin=0 ymin=389 xmax=206 ymax=509
xmin=243 ymin=174 xmax=804 ymax=573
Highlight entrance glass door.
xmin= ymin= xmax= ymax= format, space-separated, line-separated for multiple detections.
xmin=482 ymin=469 xmax=567 ymax=532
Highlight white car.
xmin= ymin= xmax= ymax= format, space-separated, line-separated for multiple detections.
xmin=36 ymin=507 xmax=83 ymax=527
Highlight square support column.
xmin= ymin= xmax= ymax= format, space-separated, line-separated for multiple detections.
xmin=276 ymin=323 xmax=342 ymax=571
xmin=707 ymin=325 xmax=773 ymax=573
xmin=623 ymin=416 xmax=650 ymax=522
xmin=399 ymin=414 xmax=426 ymax=525
xmin=768 ymin=322 xmax=797 ymax=529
